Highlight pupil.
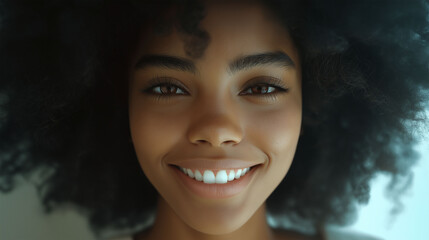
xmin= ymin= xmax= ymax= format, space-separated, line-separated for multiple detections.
xmin=161 ymin=85 xmax=176 ymax=94
xmin=253 ymin=85 xmax=268 ymax=94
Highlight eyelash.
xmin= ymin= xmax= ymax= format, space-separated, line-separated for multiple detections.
xmin=142 ymin=77 xmax=289 ymax=101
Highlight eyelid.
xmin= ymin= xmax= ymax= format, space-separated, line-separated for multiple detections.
xmin=239 ymin=76 xmax=289 ymax=95
xmin=141 ymin=76 xmax=289 ymax=96
xmin=142 ymin=77 xmax=190 ymax=95
xmin=242 ymin=76 xmax=288 ymax=89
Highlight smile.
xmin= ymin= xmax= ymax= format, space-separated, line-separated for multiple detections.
xmin=170 ymin=164 xmax=260 ymax=199
xmin=177 ymin=167 xmax=252 ymax=184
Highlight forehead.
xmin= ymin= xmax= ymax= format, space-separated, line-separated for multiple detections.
xmin=135 ymin=1 xmax=299 ymax=67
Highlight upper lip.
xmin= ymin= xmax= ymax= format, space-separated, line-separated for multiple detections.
xmin=169 ymin=158 xmax=263 ymax=170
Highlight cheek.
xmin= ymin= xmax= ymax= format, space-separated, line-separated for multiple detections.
xmin=248 ymin=101 xmax=302 ymax=176
xmin=239 ymin=99 xmax=302 ymax=220
xmin=129 ymin=108 xmax=186 ymax=176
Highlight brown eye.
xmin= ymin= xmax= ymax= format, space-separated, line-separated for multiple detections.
xmin=141 ymin=77 xmax=189 ymax=97
xmin=241 ymin=84 xmax=284 ymax=95
xmin=249 ymin=85 xmax=276 ymax=94
xmin=155 ymin=84 xmax=186 ymax=95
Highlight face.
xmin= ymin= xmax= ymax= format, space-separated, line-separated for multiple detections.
xmin=129 ymin=0 xmax=302 ymax=235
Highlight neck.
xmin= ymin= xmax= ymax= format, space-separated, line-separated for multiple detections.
xmin=136 ymin=196 xmax=274 ymax=240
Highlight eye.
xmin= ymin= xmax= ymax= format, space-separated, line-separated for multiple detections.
xmin=240 ymin=84 xmax=286 ymax=95
xmin=141 ymin=77 xmax=289 ymax=99
xmin=151 ymin=84 xmax=186 ymax=95
xmin=239 ymin=76 xmax=289 ymax=97
xmin=145 ymin=83 xmax=286 ymax=96
xmin=142 ymin=77 xmax=189 ymax=96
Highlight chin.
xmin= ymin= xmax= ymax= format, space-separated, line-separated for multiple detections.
xmin=186 ymin=217 xmax=247 ymax=235
xmin=173 ymin=202 xmax=255 ymax=235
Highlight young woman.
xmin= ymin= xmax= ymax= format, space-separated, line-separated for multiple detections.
xmin=1 ymin=0 xmax=428 ymax=240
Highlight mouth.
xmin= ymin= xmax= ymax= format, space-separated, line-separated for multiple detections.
xmin=169 ymin=164 xmax=262 ymax=199
xmin=170 ymin=164 xmax=261 ymax=184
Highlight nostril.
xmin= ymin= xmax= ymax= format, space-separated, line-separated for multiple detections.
xmin=192 ymin=139 xmax=209 ymax=146
xmin=223 ymin=140 xmax=238 ymax=146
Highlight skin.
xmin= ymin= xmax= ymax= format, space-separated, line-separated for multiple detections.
xmin=128 ymin=1 xmax=316 ymax=240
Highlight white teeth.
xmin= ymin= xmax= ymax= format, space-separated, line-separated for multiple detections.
xmin=228 ymin=170 xmax=235 ymax=181
xmin=195 ymin=170 xmax=203 ymax=181
xmin=203 ymin=170 xmax=216 ymax=184
xmin=215 ymin=170 xmax=228 ymax=184
xmin=186 ymin=169 xmax=194 ymax=178
xmin=235 ymin=169 xmax=242 ymax=179
xmin=241 ymin=167 xmax=249 ymax=177
xmin=179 ymin=167 xmax=253 ymax=184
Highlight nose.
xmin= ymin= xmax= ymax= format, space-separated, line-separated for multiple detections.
xmin=187 ymin=101 xmax=243 ymax=147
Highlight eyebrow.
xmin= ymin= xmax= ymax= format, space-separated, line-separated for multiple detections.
xmin=134 ymin=55 xmax=197 ymax=73
xmin=228 ymin=51 xmax=295 ymax=74
xmin=134 ymin=51 xmax=295 ymax=74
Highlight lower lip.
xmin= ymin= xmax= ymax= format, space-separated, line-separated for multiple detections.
xmin=170 ymin=165 xmax=259 ymax=199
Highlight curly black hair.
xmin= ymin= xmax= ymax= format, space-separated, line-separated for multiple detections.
xmin=1 ymin=0 xmax=428 ymax=238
